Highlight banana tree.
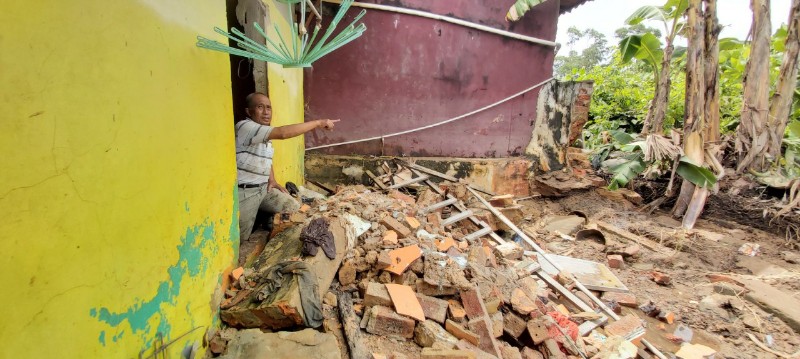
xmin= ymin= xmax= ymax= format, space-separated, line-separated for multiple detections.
xmin=735 ymin=0 xmax=773 ymax=172
xmin=506 ymin=0 xmax=545 ymax=22
xmin=619 ymin=0 xmax=688 ymax=135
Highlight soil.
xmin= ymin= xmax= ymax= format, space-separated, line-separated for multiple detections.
xmin=515 ymin=188 xmax=800 ymax=358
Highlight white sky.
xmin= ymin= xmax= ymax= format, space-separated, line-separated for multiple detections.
xmin=557 ymin=0 xmax=792 ymax=52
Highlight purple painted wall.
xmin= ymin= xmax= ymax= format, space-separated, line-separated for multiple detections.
xmin=304 ymin=0 xmax=562 ymax=157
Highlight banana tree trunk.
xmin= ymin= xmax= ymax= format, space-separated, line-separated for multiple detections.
xmin=704 ymin=0 xmax=721 ymax=144
xmin=736 ymin=0 xmax=773 ymax=173
xmin=673 ymin=0 xmax=707 ymax=228
xmin=766 ymin=0 xmax=800 ymax=158
xmin=642 ymin=44 xmax=675 ymax=135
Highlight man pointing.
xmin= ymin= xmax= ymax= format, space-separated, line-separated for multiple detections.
xmin=235 ymin=92 xmax=338 ymax=241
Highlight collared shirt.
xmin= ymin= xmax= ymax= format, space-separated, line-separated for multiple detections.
xmin=235 ymin=119 xmax=274 ymax=185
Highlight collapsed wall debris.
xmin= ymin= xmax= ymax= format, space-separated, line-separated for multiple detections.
xmin=212 ymin=159 xmax=729 ymax=359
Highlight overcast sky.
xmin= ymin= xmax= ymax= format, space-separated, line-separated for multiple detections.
xmin=557 ymin=0 xmax=792 ymax=52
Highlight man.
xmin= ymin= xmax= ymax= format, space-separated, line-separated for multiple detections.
xmin=235 ymin=92 xmax=338 ymax=241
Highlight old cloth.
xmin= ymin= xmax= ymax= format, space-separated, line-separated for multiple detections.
xmin=258 ymin=261 xmax=323 ymax=328
xmin=300 ymin=218 xmax=336 ymax=259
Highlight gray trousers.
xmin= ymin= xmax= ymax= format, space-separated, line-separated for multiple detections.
xmin=238 ymin=184 xmax=301 ymax=241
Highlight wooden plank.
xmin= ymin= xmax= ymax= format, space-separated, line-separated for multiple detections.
xmin=595 ymin=220 xmax=671 ymax=254
xmin=220 ymin=217 xmax=350 ymax=329
xmin=338 ymin=292 xmax=371 ymax=359
xmin=421 ymin=198 xmax=458 ymax=213
xmin=441 ymin=209 xmax=473 ymax=227
xmin=387 ymin=174 xmax=430 ymax=189
xmin=535 ymin=270 xmax=595 ymax=313
xmin=462 ymin=226 xmax=494 ymax=242
xmin=365 ymin=170 xmax=387 ymax=190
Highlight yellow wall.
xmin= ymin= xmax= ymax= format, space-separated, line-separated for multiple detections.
xmin=265 ymin=0 xmax=306 ymax=186
xmin=0 ymin=1 xmax=236 ymax=358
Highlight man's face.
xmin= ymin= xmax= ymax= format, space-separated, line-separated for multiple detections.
xmin=246 ymin=94 xmax=272 ymax=125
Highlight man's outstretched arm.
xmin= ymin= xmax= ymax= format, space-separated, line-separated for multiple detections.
xmin=268 ymin=119 xmax=339 ymax=140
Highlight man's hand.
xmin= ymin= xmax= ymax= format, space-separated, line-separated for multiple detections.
xmin=318 ymin=119 xmax=340 ymax=130
xmin=268 ymin=180 xmax=289 ymax=194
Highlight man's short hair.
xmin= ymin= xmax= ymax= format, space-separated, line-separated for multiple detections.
xmin=245 ymin=92 xmax=268 ymax=108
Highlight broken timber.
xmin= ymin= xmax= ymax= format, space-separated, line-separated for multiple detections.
xmin=376 ymin=161 xmax=505 ymax=245
xmin=338 ymin=291 xmax=370 ymax=359
xmin=220 ymin=217 xmax=349 ymax=329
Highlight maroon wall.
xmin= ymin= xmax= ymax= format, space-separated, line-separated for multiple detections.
xmin=304 ymin=0 xmax=560 ymax=157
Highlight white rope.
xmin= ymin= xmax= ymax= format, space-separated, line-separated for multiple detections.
xmin=306 ymin=77 xmax=555 ymax=151
xmin=321 ymin=0 xmax=559 ymax=47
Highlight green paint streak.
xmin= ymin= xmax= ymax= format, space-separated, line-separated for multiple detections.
xmin=90 ymin=220 xmax=216 ymax=347
xmin=230 ymin=183 xmax=240 ymax=259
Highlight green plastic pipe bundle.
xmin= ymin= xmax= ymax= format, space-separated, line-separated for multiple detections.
xmin=196 ymin=0 xmax=366 ymax=68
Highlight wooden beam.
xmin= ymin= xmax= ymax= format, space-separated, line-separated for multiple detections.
xmin=365 ymin=170 xmax=387 ymax=190
xmin=387 ymin=174 xmax=430 ymax=189
xmin=220 ymin=217 xmax=350 ymax=329
xmin=338 ymin=292 xmax=371 ymax=359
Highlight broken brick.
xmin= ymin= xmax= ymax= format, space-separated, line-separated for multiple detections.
xmin=526 ymin=318 xmax=549 ymax=345
xmin=604 ymin=314 xmax=645 ymax=344
xmin=389 ymin=190 xmax=416 ymax=205
xmin=209 ymin=335 xmax=227 ymax=355
xmin=459 ymin=287 xmax=488 ymax=320
xmin=338 ymin=260 xmax=357 ymax=286
xmin=658 ymin=311 xmax=675 ymax=324
xmin=406 ymin=216 xmax=421 ymax=230
xmin=376 ymin=250 xmax=392 ymax=269
xmin=467 ymin=317 xmax=502 ymax=357
xmin=521 ymin=347 xmax=545 ymax=359
xmin=418 ymin=280 xmax=458 ymax=297
xmin=510 ymin=288 xmax=537 ymax=315
xmin=499 ymin=343 xmax=522 ymax=359
xmin=650 ymin=271 xmax=671 ymax=285
xmin=383 ymin=230 xmax=399 ymax=245
xmin=426 ymin=213 xmax=442 ymax=229
xmin=607 ymin=254 xmax=624 ymax=269
xmin=490 ymin=312 xmax=503 ymax=338
xmin=417 ymin=293 xmax=449 ymax=324
xmin=455 ymin=339 xmax=497 ymax=359
xmin=420 ymin=348 xmax=476 ymax=359
xmin=230 ymin=267 xmax=245 ymax=281
xmin=543 ymin=338 xmax=567 ymax=359
xmin=623 ymin=244 xmax=641 ymax=257
xmin=448 ymin=300 xmax=467 ymax=321
xmin=366 ymin=305 xmax=416 ymax=339
xmin=489 ymin=194 xmax=514 ymax=207
xmin=494 ymin=242 xmax=523 ymax=260
xmin=415 ymin=320 xmax=459 ymax=348
xmin=445 ymin=319 xmax=479 ymax=345
xmin=364 ymin=282 xmax=393 ymax=308
xmin=601 ymin=292 xmax=638 ymax=308
xmin=503 ymin=311 xmax=527 ymax=338
xmin=381 ymin=216 xmax=412 ymax=238
xmin=435 ymin=237 xmax=457 ymax=252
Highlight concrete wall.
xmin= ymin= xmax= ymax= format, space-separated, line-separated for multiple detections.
xmin=0 ymin=1 xmax=237 ymax=357
xmin=303 ymin=0 xmax=560 ymax=158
